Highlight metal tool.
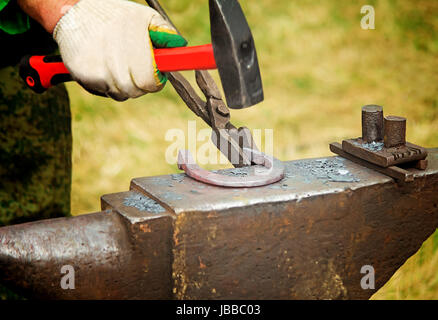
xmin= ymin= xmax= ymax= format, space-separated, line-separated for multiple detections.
xmin=19 ymin=0 xmax=263 ymax=109
xmin=362 ymin=105 xmax=383 ymax=143
xmin=177 ymin=148 xmax=285 ymax=187
xmin=330 ymin=105 xmax=428 ymax=183
xmin=145 ymin=0 xmax=263 ymax=169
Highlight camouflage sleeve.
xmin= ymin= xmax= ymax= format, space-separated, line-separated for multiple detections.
xmin=0 ymin=63 xmax=72 ymax=227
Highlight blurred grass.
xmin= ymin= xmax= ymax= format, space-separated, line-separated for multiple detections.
xmin=67 ymin=0 xmax=438 ymax=299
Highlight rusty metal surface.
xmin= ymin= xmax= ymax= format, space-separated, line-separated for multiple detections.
xmin=384 ymin=115 xmax=406 ymax=148
xmin=0 ymin=206 xmax=174 ymax=299
xmin=137 ymin=148 xmax=438 ymax=299
xmin=1 ymin=150 xmax=437 ymax=299
xmin=414 ymin=159 xmax=428 ymax=170
xmin=330 ymin=142 xmax=414 ymax=183
xmin=340 ymin=106 xmax=428 ymax=170
xmin=362 ymin=105 xmax=383 ymax=143
xmin=342 ymin=139 xmax=427 ymax=168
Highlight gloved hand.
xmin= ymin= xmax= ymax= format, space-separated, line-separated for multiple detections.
xmin=53 ymin=0 xmax=187 ymax=101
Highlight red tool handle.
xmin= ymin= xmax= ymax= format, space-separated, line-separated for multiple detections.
xmin=154 ymin=44 xmax=216 ymax=72
xmin=19 ymin=44 xmax=216 ymax=93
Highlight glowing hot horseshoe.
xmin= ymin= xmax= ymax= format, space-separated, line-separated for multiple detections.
xmin=177 ymin=148 xmax=285 ymax=187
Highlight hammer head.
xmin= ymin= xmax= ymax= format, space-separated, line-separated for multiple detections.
xmin=210 ymin=0 xmax=264 ymax=109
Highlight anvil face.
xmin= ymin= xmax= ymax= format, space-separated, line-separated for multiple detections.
xmin=0 ymin=150 xmax=437 ymax=299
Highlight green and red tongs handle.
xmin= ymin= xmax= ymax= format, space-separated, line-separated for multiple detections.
xmin=19 ymin=44 xmax=216 ymax=93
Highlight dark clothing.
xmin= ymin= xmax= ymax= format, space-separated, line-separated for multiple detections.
xmin=0 ymin=2 xmax=72 ymax=300
xmin=0 ymin=63 xmax=72 ymax=226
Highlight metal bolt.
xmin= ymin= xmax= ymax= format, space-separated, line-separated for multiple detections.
xmin=384 ymin=116 xmax=406 ymax=148
xmin=362 ymin=105 xmax=384 ymax=143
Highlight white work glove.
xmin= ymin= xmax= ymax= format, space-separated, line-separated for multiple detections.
xmin=53 ymin=0 xmax=187 ymax=101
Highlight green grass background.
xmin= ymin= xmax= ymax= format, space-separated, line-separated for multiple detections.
xmin=67 ymin=0 xmax=438 ymax=299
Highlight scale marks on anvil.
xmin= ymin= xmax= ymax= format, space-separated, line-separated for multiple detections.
xmin=290 ymin=157 xmax=360 ymax=183
xmin=352 ymin=140 xmax=384 ymax=152
xmin=123 ymin=192 xmax=166 ymax=213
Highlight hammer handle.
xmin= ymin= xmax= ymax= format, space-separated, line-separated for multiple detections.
xmin=19 ymin=44 xmax=216 ymax=93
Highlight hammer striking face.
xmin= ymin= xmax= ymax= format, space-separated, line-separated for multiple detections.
xmin=210 ymin=0 xmax=264 ymax=109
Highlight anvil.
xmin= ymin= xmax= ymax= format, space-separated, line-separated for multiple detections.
xmin=0 ymin=150 xmax=437 ymax=299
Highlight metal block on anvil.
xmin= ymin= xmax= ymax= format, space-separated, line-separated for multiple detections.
xmin=342 ymin=139 xmax=427 ymax=168
xmin=1 ymin=150 xmax=438 ymax=299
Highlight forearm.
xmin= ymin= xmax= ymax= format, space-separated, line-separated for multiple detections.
xmin=17 ymin=0 xmax=79 ymax=33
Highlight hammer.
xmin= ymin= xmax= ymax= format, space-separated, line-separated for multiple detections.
xmin=19 ymin=0 xmax=263 ymax=109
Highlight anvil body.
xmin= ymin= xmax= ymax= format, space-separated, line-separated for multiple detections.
xmin=1 ymin=150 xmax=437 ymax=299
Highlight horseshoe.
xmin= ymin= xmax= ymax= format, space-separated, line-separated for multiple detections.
xmin=177 ymin=148 xmax=285 ymax=187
